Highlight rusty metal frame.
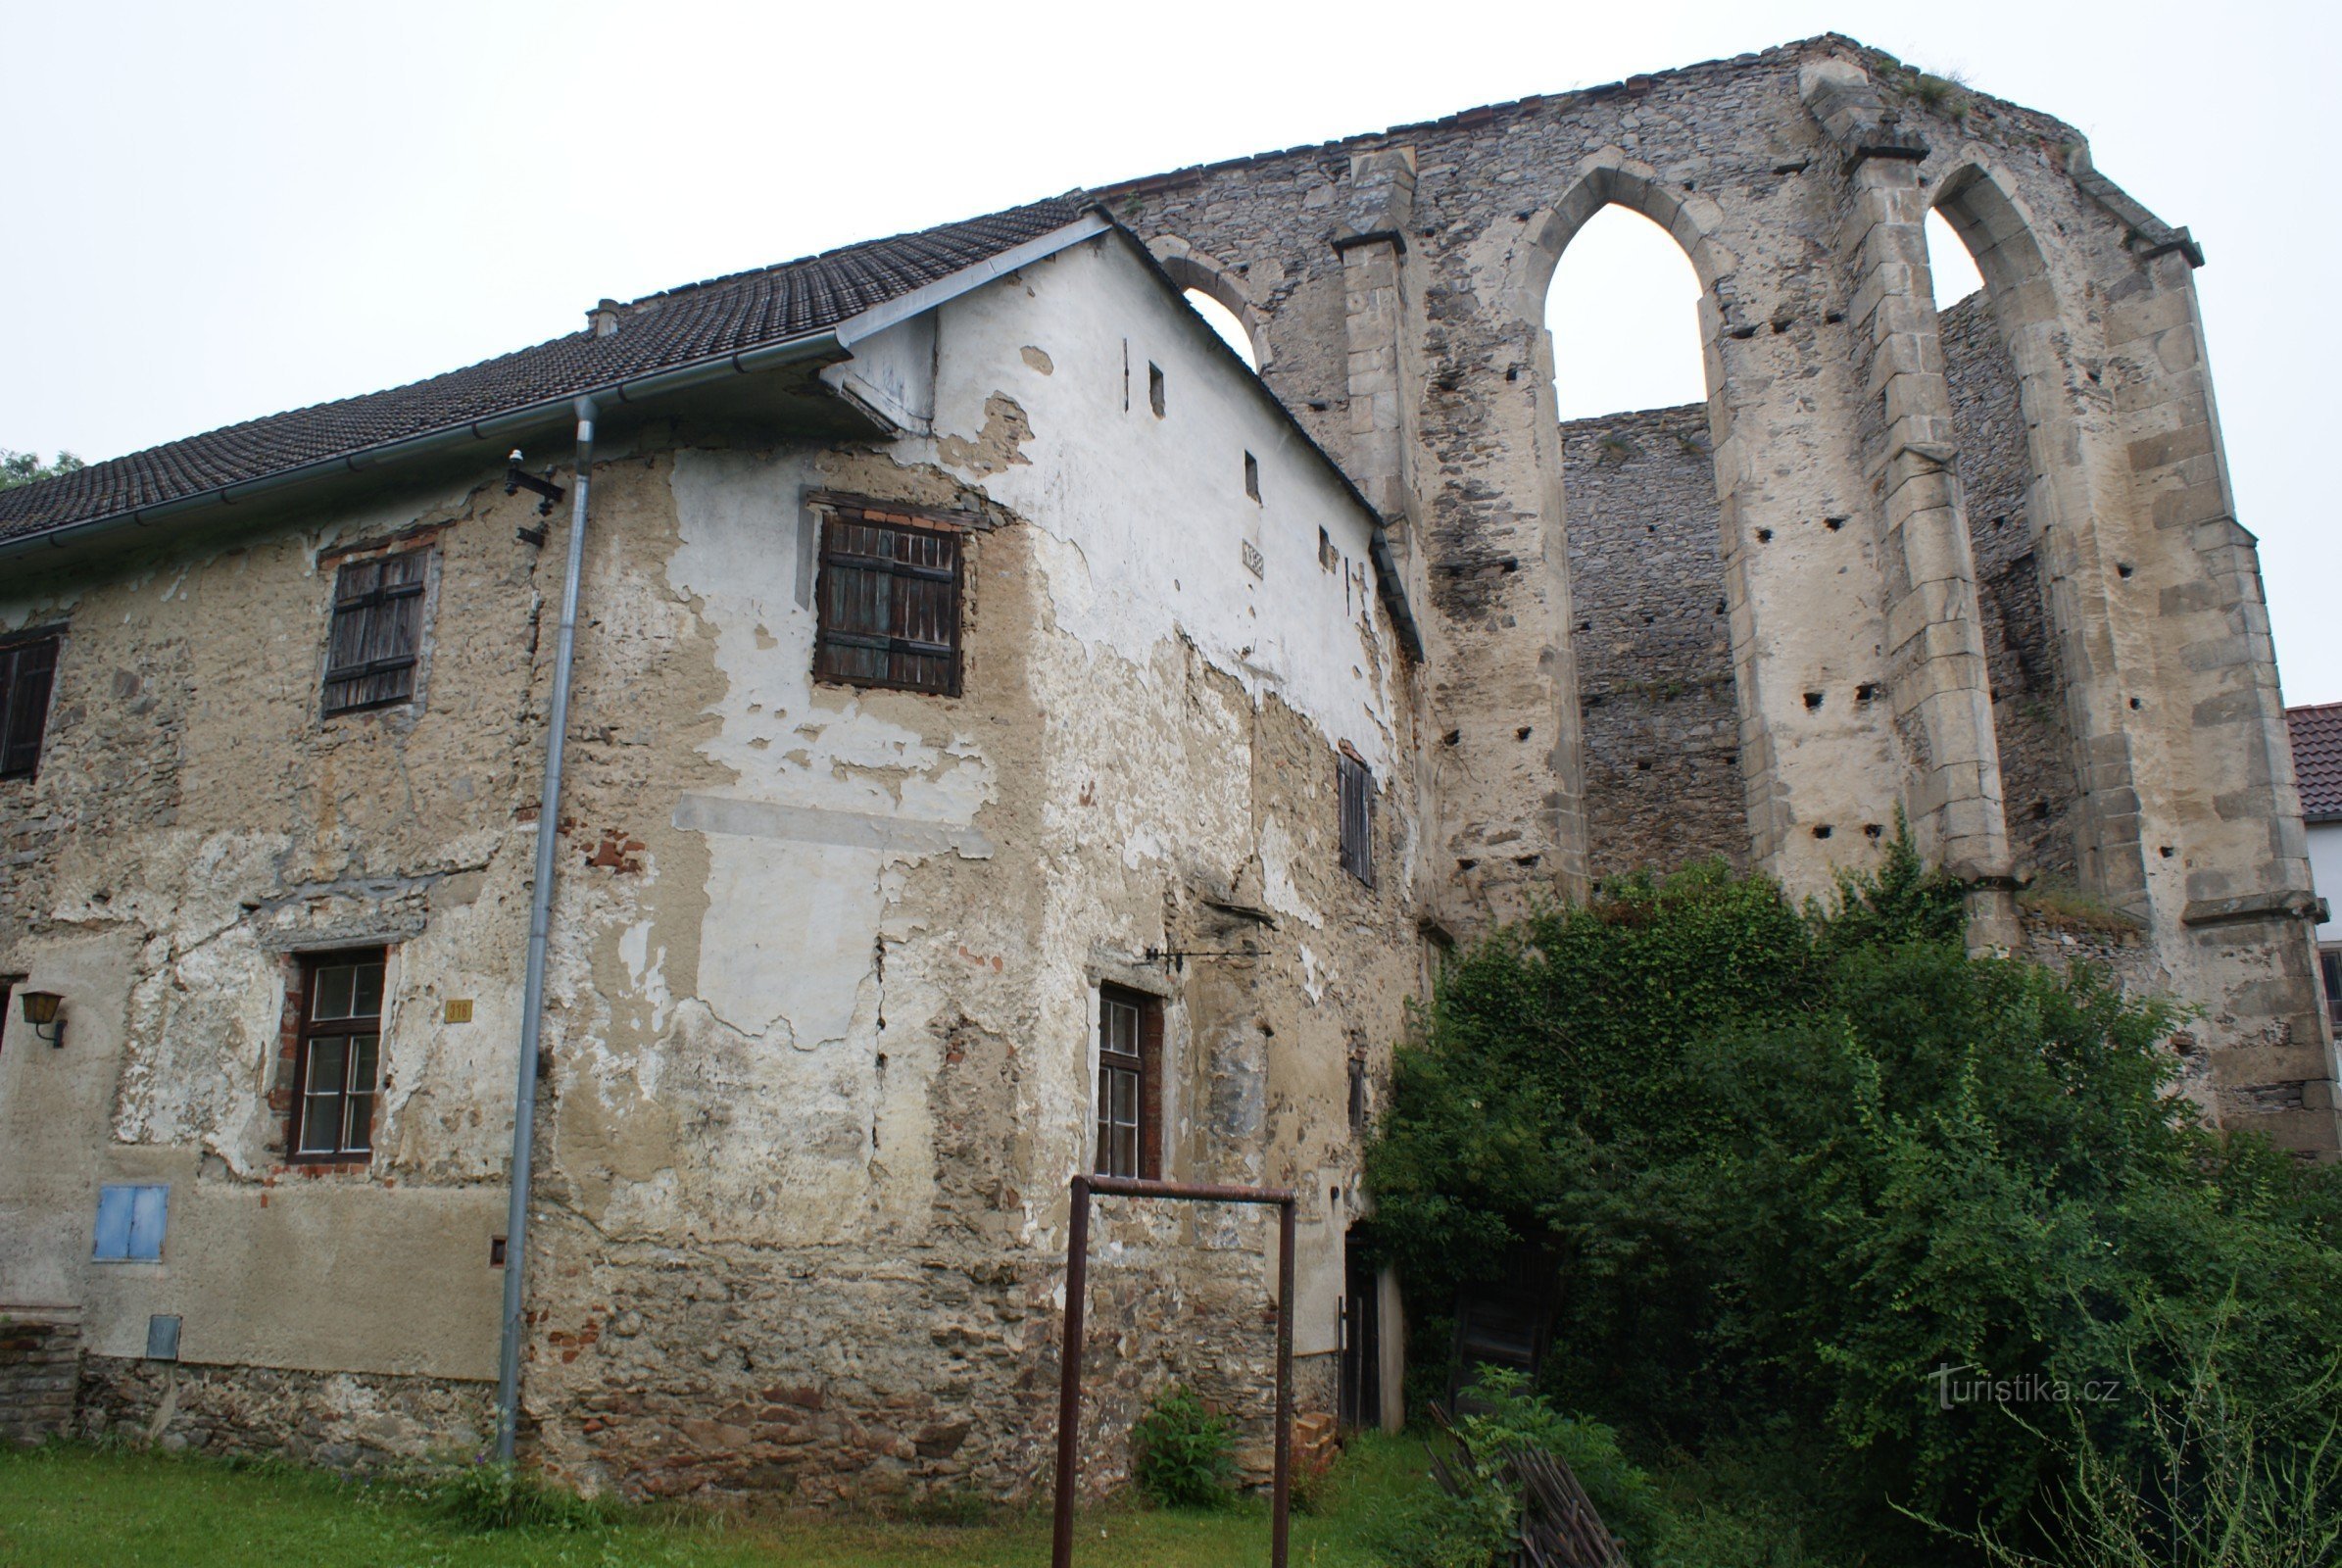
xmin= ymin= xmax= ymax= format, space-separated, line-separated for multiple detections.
xmin=1050 ymin=1174 xmax=1297 ymax=1568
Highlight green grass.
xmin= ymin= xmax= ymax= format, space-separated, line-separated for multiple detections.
xmin=0 ymin=1433 xmax=1434 ymax=1567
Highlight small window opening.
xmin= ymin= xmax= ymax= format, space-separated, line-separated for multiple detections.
xmin=1244 ymin=451 xmax=1260 ymax=502
xmin=0 ymin=634 xmax=61 ymax=780
xmin=1095 ymin=986 xmax=1162 ymax=1180
xmin=1319 ymin=527 xmax=1337 ymax=571
xmin=322 ymin=551 xmax=429 ymax=715
xmin=1803 ymin=691 xmax=1825 ymax=710
xmin=1147 ymin=363 xmax=1166 ymax=418
xmin=93 ymin=1185 xmax=169 ymax=1262
xmin=291 ymin=951 xmax=387 ymax=1161
xmin=1339 ymin=752 xmax=1376 ymax=888
xmin=812 ymin=506 xmax=964 ymax=697
xmin=1812 ymin=824 xmax=1834 ymax=840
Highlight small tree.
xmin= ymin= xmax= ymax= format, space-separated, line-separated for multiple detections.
xmin=1 ymin=448 xmax=85 ymax=490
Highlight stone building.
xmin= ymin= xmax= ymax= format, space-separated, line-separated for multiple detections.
xmin=2 ymin=28 xmax=2337 ymax=1499
xmin=0 ymin=206 xmax=1422 ymax=1493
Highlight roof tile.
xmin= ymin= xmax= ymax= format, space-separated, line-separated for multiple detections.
xmin=0 ymin=196 xmax=1091 ymax=542
xmin=2287 ymin=703 xmax=2342 ymax=819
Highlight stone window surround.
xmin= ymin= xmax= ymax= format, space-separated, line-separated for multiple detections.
xmin=0 ymin=625 xmax=66 ymax=782
xmin=314 ymin=527 xmax=446 ymax=728
xmin=268 ymin=943 xmax=400 ymax=1172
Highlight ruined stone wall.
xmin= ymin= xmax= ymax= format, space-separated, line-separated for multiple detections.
xmin=1102 ymin=34 xmax=2338 ymax=1152
xmin=1561 ymin=405 xmax=1745 ymax=880
xmin=1941 ymin=289 xmax=2078 ymax=880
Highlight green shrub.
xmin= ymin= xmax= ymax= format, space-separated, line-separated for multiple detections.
xmin=1376 ymin=1372 xmax=1649 ymax=1568
xmin=1130 ymin=1385 xmax=1236 ymax=1510
xmin=1950 ymin=1323 xmax=2342 ymax=1568
xmin=430 ymin=1459 xmax=617 ymax=1532
xmin=1362 ymin=835 xmax=2342 ymax=1561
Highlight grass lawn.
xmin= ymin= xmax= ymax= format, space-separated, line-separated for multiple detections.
xmin=0 ymin=1432 xmax=1432 ymax=1567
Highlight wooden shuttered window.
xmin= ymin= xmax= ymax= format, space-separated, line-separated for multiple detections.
xmin=0 ymin=637 xmax=59 ymax=780
xmin=813 ymin=509 xmax=963 ymax=697
xmin=1095 ymin=985 xmax=1163 ymax=1181
xmin=322 ymin=551 xmax=429 ymax=714
xmin=1339 ymin=752 xmax=1375 ymax=888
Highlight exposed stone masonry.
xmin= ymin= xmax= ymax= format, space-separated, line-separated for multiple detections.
xmin=0 ymin=1314 xmax=78 ymax=1446
xmin=1562 ymin=405 xmax=1745 ymax=880
xmin=78 ymin=1358 xmax=493 ymax=1465
xmin=1941 ymin=289 xmax=2079 ymax=880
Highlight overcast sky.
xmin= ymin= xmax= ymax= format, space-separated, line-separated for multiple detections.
xmin=5 ymin=1 xmax=2333 ymax=700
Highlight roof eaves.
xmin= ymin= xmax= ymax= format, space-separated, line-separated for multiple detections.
xmin=0 ymin=210 xmax=1116 ymax=568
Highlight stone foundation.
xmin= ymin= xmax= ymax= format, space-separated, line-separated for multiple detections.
xmin=0 ymin=1313 xmax=80 ymax=1446
xmin=78 ymin=1357 xmax=493 ymax=1467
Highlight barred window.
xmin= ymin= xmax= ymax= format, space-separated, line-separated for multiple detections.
xmin=1339 ymin=752 xmax=1375 ymax=888
xmin=0 ymin=634 xmax=60 ymax=780
xmin=291 ymin=951 xmax=386 ymax=1161
xmin=814 ymin=509 xmax=963 ymax=697
xmin=322 ymin=551 xmax=429 ymax=714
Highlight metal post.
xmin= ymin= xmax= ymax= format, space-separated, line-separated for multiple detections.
xmin=1273 ymin=1196 xmax=1295 ymax=1568
xmin=1049 ymin=1175 xmax=1296 ymax=1568
xmin=1050 ymin=1175 xmax=1092 ymax=1568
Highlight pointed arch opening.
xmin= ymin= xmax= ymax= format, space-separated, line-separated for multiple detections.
xmin=1928 ymin=165 xmax=2089 ymax=886
xmin=1149 ymin=239 xmax=1266 ymax=372
xmin=1527 ymin=168 xmax=1750 ymax=884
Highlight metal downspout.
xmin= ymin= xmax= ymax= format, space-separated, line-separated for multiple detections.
xmin=495 ymin=394 xmax=597 ymax=1463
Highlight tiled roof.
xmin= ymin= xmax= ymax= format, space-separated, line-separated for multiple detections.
xmin=2288 ymin=703 xmax=2342 ymax=820
xmin=0 ymin=196 xmax=1094 ymax=544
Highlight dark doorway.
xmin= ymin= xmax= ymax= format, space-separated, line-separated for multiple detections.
xmin=1339 ymin=1229 xmax=1382 ymax=1430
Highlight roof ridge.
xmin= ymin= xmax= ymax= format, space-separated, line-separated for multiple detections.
xmin=0 ymin=194 xmax=1094 ymax=541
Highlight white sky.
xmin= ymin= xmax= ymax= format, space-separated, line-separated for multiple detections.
xmin=4 ymin=0 xmax=2332 ymax=699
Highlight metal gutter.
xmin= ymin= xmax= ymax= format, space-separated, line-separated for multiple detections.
xmin=495 ymin=395 xmax=597 ymax=1463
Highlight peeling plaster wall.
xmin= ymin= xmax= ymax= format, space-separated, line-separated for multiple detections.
xmin=0 ymin=475 xmax=565 ymax=1394
xmin=0 ymin=232 xmax=1426 ymax=1495
xmin=515 ymin=235 xmax=1428 ymax=1501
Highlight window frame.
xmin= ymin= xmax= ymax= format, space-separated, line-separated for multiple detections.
xmin=2320 ymin=945 xmax=2342 ymax=1030
xmin=1094 ymin=984 xmax=1163 ymax=1181
xmin=0 ymin=630 xmax=63 ymax=782
xmin=286 ymin=949 xmax=388 ymax=1164
xmin=810 ymin=504 xmax=966 ymax=698
xmin=1338 ymin=751 xmax=1376 ymax=888
xmin=320 ymin=547 xmax=433 ymax=717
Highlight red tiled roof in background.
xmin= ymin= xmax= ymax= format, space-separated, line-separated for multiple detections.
xmin=2287 ymin=703 xmax=2342 ymax=820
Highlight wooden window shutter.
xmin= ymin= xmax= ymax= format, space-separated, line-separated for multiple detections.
xmin=0 ymin=638 xmax=60 ymax=780
xmin=322 ymin=552 xmax=428 ymax=714
xmin=1339 ymin=753 xmax=1375 ymax=887
xmin=814 ymin=511 xmax=963 ymax=697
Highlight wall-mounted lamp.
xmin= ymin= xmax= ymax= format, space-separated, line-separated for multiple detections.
xmin=20 ymin=991 xmax=64 ymax=1049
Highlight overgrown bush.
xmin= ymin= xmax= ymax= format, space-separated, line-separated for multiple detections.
xmin=1362 ymin=839 xmax=2342 ymax=1560
xmin=1377 ymin=1370 xmax=1649 ymax=1567
xmin=1953 ymin=1321 xmax=2342 ymax=1568
xmin=1131 ymin=1384 xmax=1236 ymax=1509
